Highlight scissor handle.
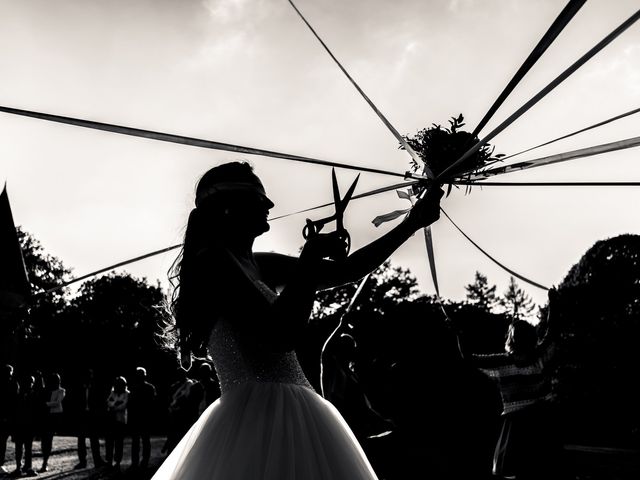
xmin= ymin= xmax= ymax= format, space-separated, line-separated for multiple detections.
xmin=303 ymin=218 xmax=321 ymax=240
xmin=302 ymin=221 xmax=351 ymax=261
xmin=336 ymin=229 xmax=351 ymax=259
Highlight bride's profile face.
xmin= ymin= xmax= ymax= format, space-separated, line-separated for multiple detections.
xmin=223 ymin=188 xmax=274 ymax=238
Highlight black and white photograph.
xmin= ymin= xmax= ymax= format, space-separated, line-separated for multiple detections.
xmin=1 ymin=1 xmax=639 ymax=478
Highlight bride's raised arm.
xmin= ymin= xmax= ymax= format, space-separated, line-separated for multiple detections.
xmin=257 ymin=185 xmax=444 ymax=291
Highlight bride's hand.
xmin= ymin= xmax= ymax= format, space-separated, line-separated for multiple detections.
xmin=405 ymin=185 xmax=445 ymax=231
xmin=300 ymin=230 xmax=349 ymax=263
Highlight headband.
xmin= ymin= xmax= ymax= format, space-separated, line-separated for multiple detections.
xmin=195 ymin=181 xmax=268 ymax=208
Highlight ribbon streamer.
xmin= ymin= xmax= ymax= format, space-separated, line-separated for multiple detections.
xmin=440 ymin=209 xmax=548 ymax=291
xmin=470 ymin=135 xmax=640 ymax=180
xmin=270 ymin=180 xmax=419 ymax=221
xmin=500 ymin=106 xmax=640 ymax=162
xmin=320 ymin=273 xmax=371 ymax=398
xmin=40 ymin=180 xmax=420 ymax=295
xmin=372 ymin=209 xmax=410 ymax=228
xmin=452 ymin=181 xmax=640 ymax=187
xmin=41 ymin=244 xmax=182 ymax=295
xmin=287 ymin=0 xmax=447 ymax=302
xmin=0 ymin=105 xmax=417 ymax=180
xmin=470 ymin=0 xmax=586 ymax=139
xmin=286 ymin=0 xmax=433 ymax=179
xmin=439 ymin=7 xmax=640 ymax=180
xmin=423 ymin=226 xmax=440 ymax=296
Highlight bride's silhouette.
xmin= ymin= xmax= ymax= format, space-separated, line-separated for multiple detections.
xmin=152 ymin=162 xmax=442 ymax=479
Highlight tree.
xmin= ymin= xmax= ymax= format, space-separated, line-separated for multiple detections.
xmin=552 ymin=234 xmax=640 ymax=445
xmin=17 ymin=227 xmax=71 ymax=294
xmin=4 ymin=228 xmax=72 ymax=366
xmin=17 ymin=227 xmax=71 ymax=330
xmin=62 ymin=273 xmax=174 ymax=378
xmin=311 ymin=261 xmax=421 ymax=320
xmin=465 ymin=271 xmax=498 ymax=312
xmin=499 ymin=277 xmax=536 ymax=320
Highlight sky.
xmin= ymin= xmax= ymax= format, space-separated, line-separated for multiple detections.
xmin=1 ymin=0 xmax=639 ymax=309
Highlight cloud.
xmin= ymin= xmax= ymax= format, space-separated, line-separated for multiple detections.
xmin=584 ymin=43 xmax=640 ymax=96
xmin=202 ymin=0 xmax=266 ymax=23
xmin=448 ymin=0 xmax=476 ymax=13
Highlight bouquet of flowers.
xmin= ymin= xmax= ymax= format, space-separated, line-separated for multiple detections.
xmin=404 ymin=113 xmax=504 ymax=187
xmin=373 ymin=114 xmax=504 ymax=227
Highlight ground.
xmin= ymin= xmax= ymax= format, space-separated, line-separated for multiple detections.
xmin=1 ymin=436 xmax=165 ymax=480
xmin=1 ymin=437 xmax=639 ymax=479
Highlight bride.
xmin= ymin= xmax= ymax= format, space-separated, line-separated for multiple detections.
xmin=153 ymin=161 xmax=442 ymax=479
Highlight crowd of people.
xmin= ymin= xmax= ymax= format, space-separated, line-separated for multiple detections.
xmin=0 ymin=362 xmax=220 ymax=477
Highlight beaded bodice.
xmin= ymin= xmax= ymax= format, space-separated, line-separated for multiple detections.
xmin=207 ymin=280 xmax=312 ymax=395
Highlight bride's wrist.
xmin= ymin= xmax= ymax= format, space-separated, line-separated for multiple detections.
xmin=400 ymin=215 xmax=421 ymax=234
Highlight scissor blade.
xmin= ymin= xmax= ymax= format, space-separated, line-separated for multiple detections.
xmin=342 ymin=174 xmax=360 ymax=207
xmin=331 ymin=168 xmax=341 ymax=208
xmin=335 ymin=173 xmax=360 ymax=232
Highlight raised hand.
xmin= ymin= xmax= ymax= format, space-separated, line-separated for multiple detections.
xmin=405 ymin=184 xmax=445 ymax=231
xmin=300 ymin=230 xmax=350 ymax=263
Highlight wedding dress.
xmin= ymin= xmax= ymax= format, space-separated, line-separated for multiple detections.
xmin=151 ymin=281 xmax=379 ymax=480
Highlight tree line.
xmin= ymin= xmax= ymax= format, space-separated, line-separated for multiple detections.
xmin=3 ymin=228 xmax=639 ymax=459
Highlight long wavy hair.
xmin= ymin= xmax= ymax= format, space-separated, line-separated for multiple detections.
xmin=168 ymin=161 xmax=260 ymax=368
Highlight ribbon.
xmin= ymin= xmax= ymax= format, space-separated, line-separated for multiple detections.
xmin=287 ymin=0 xmax=447 ymax=303
xmin=372 ymin=209 xmax=410 ymax=228
xmin=39 ymin=180 xmax=421 ymax=296
xmin=320 ymin=273 xmax=371 ymax=398
xmin=439 ymin=8 xmax=640 ymax=181
xmin=452 ymin=181 xmax=640 ymax=187
xmin=0 ymin=105 xmax=415 ymax=180
xmin=470 ymin=135 xmax=640 ymax=180
xmin=41 ymin=243 xmax=182 ymax=295
xmin=423 ymin=226 xmax=440 ymax=296
xmin=441 ymin=208 xmax=548 ymax=291
xmin=470 ymin=0 xmax=586 ymax=139
xmin=500 ymin=106 xmax=640 ymax=162
xmin=286 ymin=0 xmax=433 ymax=179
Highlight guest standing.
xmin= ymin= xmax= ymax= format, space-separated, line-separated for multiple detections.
xmin=75 ymin=368 xmax=106 ymax=469
xmin=105 ymin=376 xmax=129 ymax=470
xmin=128 ymin=367 xmax=156 ymax=469
xmin=468 ymin=289 xmax=561 ymax=480
xmin=13 ymin=375 xmax=38 ymax=477
xmin=40 ymin=373 xmax=65 ymax=473
xmin=0 ymin=364 xmax=19 ymax=474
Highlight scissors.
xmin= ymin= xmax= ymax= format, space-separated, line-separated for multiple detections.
xmin=303 ymin=168 xmax=360 ymax=259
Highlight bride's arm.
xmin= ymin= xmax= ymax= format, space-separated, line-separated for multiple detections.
xmin=257 ymin=185 xmax=443 ymax=291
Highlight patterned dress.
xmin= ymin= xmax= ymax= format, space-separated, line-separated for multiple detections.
xmin=474 ymin=340 xmax=557 ymax=477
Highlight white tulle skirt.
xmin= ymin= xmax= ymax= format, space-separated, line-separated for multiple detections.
xmin=151 ymin=381 xmax=379 ymax=480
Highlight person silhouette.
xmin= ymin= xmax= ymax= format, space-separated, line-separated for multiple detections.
xmin=74 ymin=368 xmax=106 ymax=469
xmin=0 ymin=364 xmax=19 ymax=474
xmin=151 ymin=161 xmax=443 ymax=479
xmin=193 ymin=363 xmax=220 ymax=416
xmin=13 ymin=374 xmax=38 ymax=477
xmin=39 ymin=372 xmax=65 ymax=473
xmin=128 ymin=367 xmax=156 ymax=469
xmin=466 ymin=289 xmax=561 ymax=480
xmin=161 ymin=367 xmax=196 ymax=456
xmin=105 ymin=376 xmax=129 ymax=470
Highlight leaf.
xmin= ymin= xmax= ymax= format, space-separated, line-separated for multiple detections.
xmin=446 ymin=183 xmax=453 ymax=197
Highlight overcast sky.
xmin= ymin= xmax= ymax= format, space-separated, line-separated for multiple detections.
xmin=1 ymin=0 xmax=639 ymax=309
